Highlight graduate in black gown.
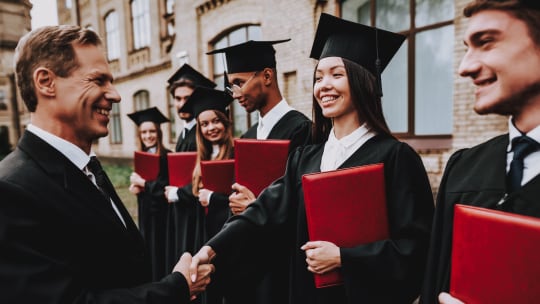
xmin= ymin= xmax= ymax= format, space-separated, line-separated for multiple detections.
xmin=207 ymin=38 xmax=312 ymax=304
xmin=169 ymin=87 xmax=235 ymax=304
xmin=421 ymin=1 xmax=540 ymax=303
xmin=163 ymin=65 xmax=217 ymax=279
xmin=128 ymin=107 xmax=171 ymax=281
xmin=190 ymin=13 xmax=435 ymax=304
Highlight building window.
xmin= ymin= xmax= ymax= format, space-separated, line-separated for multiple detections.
xmin=104 ymin=11 xmax=120 ymax=61
xmin=341 ymin=0 xmax=454 ymax=137
xmin=133 ymin=90 xmax=150 ymax=111
xmin=166 ymin=0 xmax=174 ymax=14
xmin=65 ymin=0 xmax=72 ymax=9
xmin=110 ymin=103 xmax=122 ymax=144
xmin=131 ymin=0 xmax=151 ymax=50
xmin=168 ymin=90 xmax=177 ymax=143
xmin=211 ymin=25 xmax=262 ymax=137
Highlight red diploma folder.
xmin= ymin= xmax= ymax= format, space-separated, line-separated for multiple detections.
xmin=167 ymin=152 xmax=197 ymax=187
xmin=201 ymin=159 xmax=235 ymax=194
xmin=450 ymin=204 xmax=540 ymax=303
xmin=302 ymin=163 xmax=388 ymax=288
xmin=134 ymin=151 xmax=160 ymax=181
xmin=234 ymin=139 xmax=290 ymax=196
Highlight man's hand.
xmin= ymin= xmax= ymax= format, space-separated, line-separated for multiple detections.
xmin=173 ymin=252 xmax=215 ymax=300
xmin=438 ymin=292 xmax=464 ymax=304
xmin=229 ymin=183 xmax=256 ymax=215
xmin=301 ymin=241 xmax=341 ymax=274
xmin=189 ymin=246 xmax=216 ymax=283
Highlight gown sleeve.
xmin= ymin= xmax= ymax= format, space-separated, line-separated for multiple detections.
xmin=420 ymin=149 xmax=466 ymax=304
xmin=339 ymin=142 xmax=435 ymax=302
xmin=206 ymin=147 xmax=304 ymax=293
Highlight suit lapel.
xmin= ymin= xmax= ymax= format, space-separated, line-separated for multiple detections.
xmin=19 ymin=131 xmax=141 ymax=238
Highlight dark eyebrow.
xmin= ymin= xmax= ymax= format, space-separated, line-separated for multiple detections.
xmin=466 ymin=29 xmax=501 ymax=47
xmin=315 ymin=64 xmax=346 ymax=73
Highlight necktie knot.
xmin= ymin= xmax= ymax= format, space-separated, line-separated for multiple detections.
xmin=87 ymin=156 xmax=110 ymax=199
xmin=87 ymin=156 xmax=103 ymax=175
xmin=511 ymin=135 xmax=540 ymax=160
xmin=507 ymin=135 xmax=540 ymax=193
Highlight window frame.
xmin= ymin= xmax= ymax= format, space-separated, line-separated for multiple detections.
xmin=339 ymin=0 xmax=454 ymax=143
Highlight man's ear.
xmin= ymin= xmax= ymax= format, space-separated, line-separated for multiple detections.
xmin=262 ymin=68 xmax=274 ymax=86
xmin=34 ymin=67 xmax=56 ymax=97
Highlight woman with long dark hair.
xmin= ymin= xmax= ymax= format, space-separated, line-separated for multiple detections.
xmin=191 ymin=14 xmax=434 ymax=304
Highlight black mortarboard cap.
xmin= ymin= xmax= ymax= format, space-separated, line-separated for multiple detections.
xmin=167 ymin=63 xmax=217 ymax=88
xmin=127 ymin=107 xmax=169 ymax=126
xmin=310 ymin=13 xmax=405 ymax=96
xmin=206 ymin=39 xmax=291 ymax=73
xmin=181 ymin=87 xmax=233 ymax=118
xmin=521 ymin=0 xmax=540 ymax=9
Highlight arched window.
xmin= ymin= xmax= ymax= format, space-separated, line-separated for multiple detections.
xmin=131 ymin=0 xmax=150 ymax=50
xmin=104 ymin=11 xmax=120 ymax=61
xmin=133 ymin=90 xmax=150 ymax=111
xmin=341 ymin=0 xmax=454 ymax=138
xmin=211 ymin=25 xmax=261 ymax=137
xmin=109 ymin=103 xmax=122 ymax=144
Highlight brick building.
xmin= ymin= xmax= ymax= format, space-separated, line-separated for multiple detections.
xmin=2 ymin=0 xmax=509 ymax=194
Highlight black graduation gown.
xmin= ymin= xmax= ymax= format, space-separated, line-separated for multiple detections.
xmin=137 ymin=148 xmax=171 ymax=281
xmin=209 ymin=135 xmax=434 ymax=304
xmin=232 ymin=109 xmax=312 ymax=304
xmin=175 ymin=126 xmax=197 ymax=152
xmin=164 ymin=128 xmax=198 ymax=273
xmin=242 ymin=110 xmax=312 ymax=152
xmin=420 ymin=134 xmax=540 ymax=303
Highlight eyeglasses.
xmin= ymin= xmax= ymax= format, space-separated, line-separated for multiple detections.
xmin=225 ymin=71 xmax=258 ymax=97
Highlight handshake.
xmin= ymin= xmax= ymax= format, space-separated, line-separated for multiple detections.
xmin=173 ymin=246 xmax=217 ymax=300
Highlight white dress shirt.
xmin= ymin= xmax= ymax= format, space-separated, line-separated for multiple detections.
xmin=27 ymin=124 xmax=126 ymax=227
xmin=320 ymin=124 xmax=376 ymax=172
xmin=256 ymin=99 xmax=294 ymax=139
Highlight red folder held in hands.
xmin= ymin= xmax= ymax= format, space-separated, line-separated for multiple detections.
xmin=167 ymin=152 xmax=197 ymax=187
xmin=201 ymin=159 xmax=235 ymax=195
xmin=302 ymin=163 xmax=388 ymax=288
xmin=234 ymin=139 xmax=290 ymax=197
xmin=450 ymin=204 xmax=540 ymax=303
xmin=134 ymin=151 xmax=160 ymax=181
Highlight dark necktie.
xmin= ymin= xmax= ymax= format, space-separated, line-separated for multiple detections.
xmin=87 ymin=156 xmax=113 ymax=201
xmin=507 ymin=135 xmax=540 ymax=193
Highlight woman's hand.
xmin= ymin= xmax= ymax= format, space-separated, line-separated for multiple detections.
xmin=130 ymin=172 xmax=146 ymax=187
xmin=301 ymin=241 xmax=341 ymax=274
xmin=198 ymin=189 xmax=213 ymax=207
xmin=228 ymin=183 xmax=256 ymax=215
xmin=128 ymin=183 xmax=143 ymax=195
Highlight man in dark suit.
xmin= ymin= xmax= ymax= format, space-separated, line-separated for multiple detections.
xmin=0 ymin=25 xmax=213 ymax=304
xmin=206 ymin=40 xmax=312 ymax=304
xmin=421 ymin=1 xmax=540 ymax=303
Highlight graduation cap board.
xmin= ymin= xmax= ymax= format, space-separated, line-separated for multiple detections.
xmin=127 ymin=106 xmax=169 ymax=126
xmin=167 ymin=63 xmax=217 ymax=89
xmin=520 ymin=0 xmax=540 ymax=9
xmin=206 ymin=39 xmax=291 ymax=73
xmin=310 ymin=13 xmax=405 ymax=96
xmin=181 ymin=87 xmax=233 ymax=118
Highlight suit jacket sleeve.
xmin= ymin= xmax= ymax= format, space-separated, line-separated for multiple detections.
xmin=0 ymin=179 xmax=190 ymax=304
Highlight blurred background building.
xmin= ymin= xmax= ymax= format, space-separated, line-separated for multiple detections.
xmin=0 ymin=0 xmax=508 ymax=194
